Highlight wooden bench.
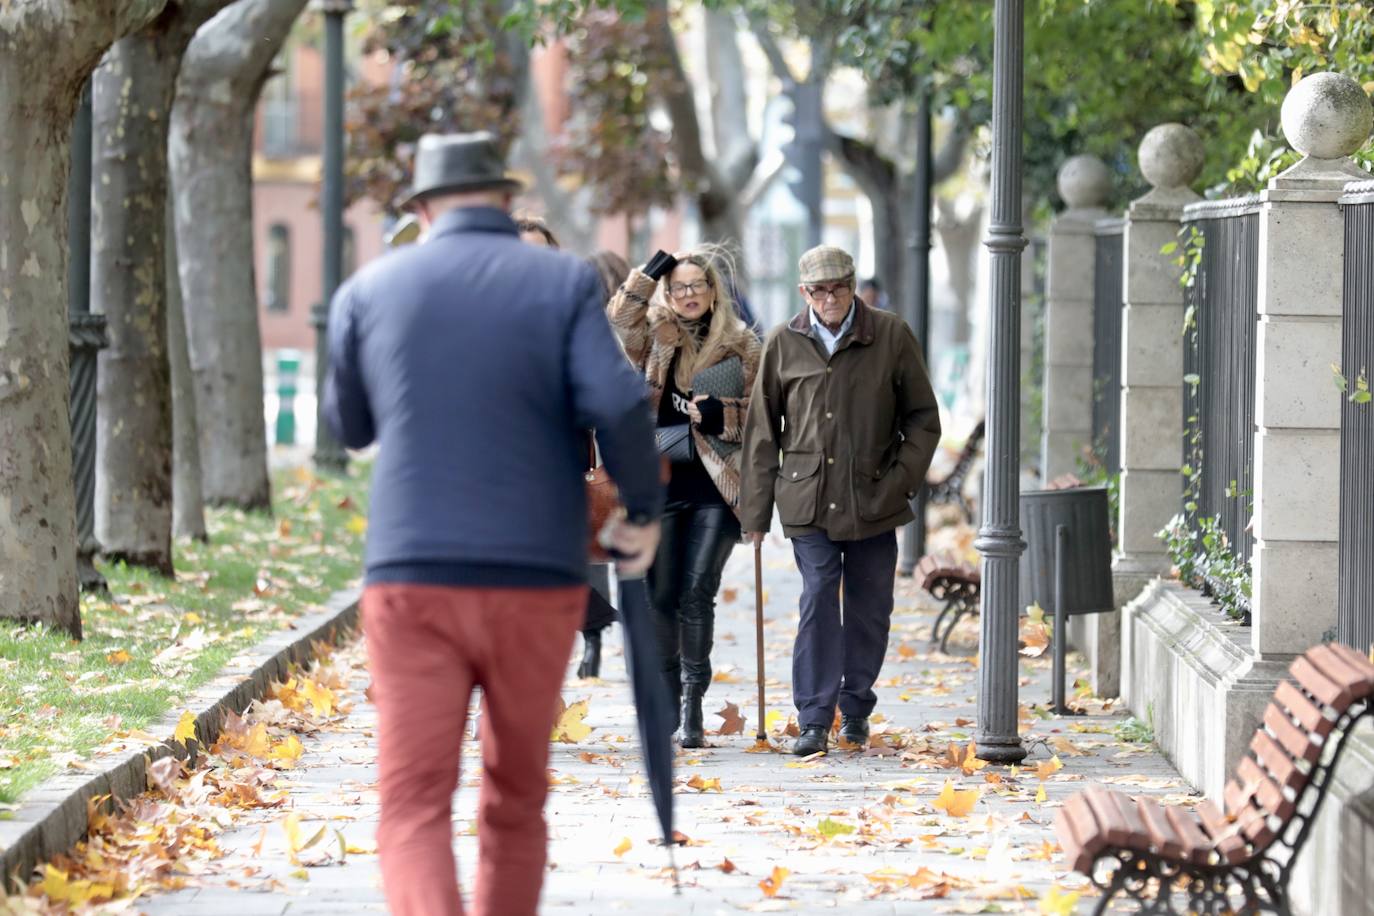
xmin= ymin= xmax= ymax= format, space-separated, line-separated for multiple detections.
xmin=1056 ymin=642 xmax=1374 ymax=914
xmin=927 ymin=420 xmax=985 ymax=523
xmin=914 ymin=555 xmax=980 ymax=654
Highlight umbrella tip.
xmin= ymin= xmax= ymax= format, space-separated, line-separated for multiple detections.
xmin=667 ymin=842 xmax=681 ymax=893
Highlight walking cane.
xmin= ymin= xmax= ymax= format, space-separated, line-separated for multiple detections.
xmin=754 ymin=539 xmax=768 ymax=745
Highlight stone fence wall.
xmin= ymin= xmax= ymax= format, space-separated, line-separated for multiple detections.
xmin=1036 ymin=72 xmax=1374 ymax=914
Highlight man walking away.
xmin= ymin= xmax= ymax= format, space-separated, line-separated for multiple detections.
xmin=740 ymin=245 xmax=940 ymax=757
xmin=323 ymin=132 xmax=662 ymax=916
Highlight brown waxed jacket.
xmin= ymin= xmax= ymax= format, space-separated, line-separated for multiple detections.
xmin=739 ymin=301 xmax=941 ymax=541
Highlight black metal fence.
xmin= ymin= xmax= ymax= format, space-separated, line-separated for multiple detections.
xmin=1180 ymin=198 xmax=1261 ymax=616
xmin=1338 ymin=182 xmax=1374 ymax=650
xmin=1092 ymin=219 xmax=1124 ymax=474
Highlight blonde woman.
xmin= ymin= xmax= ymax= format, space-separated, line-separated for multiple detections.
xmin=607 ymin=246 xmax=761 ymax=747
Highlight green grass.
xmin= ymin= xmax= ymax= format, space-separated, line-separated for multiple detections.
xmin=0 ymin=462 xmax=371 ymax=805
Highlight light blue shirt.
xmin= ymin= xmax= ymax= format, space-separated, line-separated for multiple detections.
xmin=809 ymin=303 xmax=855 ymax=356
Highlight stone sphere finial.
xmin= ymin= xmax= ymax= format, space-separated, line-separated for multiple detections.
xmin=1057 ymin=155 xmax=1111 ymax=209
xmin=1138 ymin=123 xmax=1205 ymax=190
xmin=1281 ymin=72 xmax=1372 ymax=160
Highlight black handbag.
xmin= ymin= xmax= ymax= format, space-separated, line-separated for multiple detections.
xmin=655 ymin=424 xmax=696 ymax=464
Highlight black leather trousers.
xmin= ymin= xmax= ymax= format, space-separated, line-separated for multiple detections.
xmin=649 ymin=500 xmax=740 ymax=700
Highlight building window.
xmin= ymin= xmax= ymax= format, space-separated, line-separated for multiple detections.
xmin=342 ymin=225 xmax=356 ymax=279
xmin=260 ymin=50 xmax=297 ymax=158
xmin=266 ymin=223 xmax=291 ymax=313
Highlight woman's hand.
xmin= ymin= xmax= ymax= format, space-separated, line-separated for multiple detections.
xmin=686 ymin=396 xmax=704 ymax=424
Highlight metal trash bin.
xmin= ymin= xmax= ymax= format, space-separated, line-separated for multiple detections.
xmin=1019 ymin=486 xmax=1114 ymax=712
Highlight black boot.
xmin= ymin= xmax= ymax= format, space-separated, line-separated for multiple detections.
xmin=665 ymin=671 xmax=683 ymax=732
xmin=793 ymin=725 xmax=828 ymax=757
xmin=680 ymin=688 xmax=706 ymax=748
xmin=576 ymin=630 xmax=602 ymax=679
xmin=839 ymin=715 xmax=869 ymax=747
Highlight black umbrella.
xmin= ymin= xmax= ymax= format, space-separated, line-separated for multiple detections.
xmin=615 ymin=571 xmax=679 ymax=888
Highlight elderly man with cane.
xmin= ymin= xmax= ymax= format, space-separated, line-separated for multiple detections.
xmin=323 ymin=132 xmax=662 ymax=916
xmin=740 ymin=245 xmax=941 ymax=757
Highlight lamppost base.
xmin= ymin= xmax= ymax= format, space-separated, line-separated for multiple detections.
xmin=972 ymin=733 xmax=1027 ymax=764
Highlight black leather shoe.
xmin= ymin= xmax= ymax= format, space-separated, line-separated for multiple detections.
xmin=680 ymin=691 xmax=706 ymax=748
xmin=576 ymin=631 xmax=602 ymax=679
xmin=839 ymin=715 xmax=869 ymax=747
xmin=792 ymin=725 xmax=828 ymax=757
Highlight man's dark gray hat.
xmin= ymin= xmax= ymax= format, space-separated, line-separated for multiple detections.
xmin=400 ymin=131 xmax=523 ymax=209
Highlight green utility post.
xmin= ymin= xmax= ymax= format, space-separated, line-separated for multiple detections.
xmin=275 ymin=349 xmax=301 ymax=445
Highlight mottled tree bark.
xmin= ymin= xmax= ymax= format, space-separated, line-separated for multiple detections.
xmin=170 ymin=0 xmax=307 ymax=513
xmin=0 ymin=0 xmax=170 ymax=636
xmin=166 ymin=197 xmax=207 ymax=541
xmin=92 ymin=0 xmax=233 ymax=574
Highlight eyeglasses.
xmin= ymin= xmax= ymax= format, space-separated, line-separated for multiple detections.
xmin=804 ymin=283 xmax=853 ymax=301
xmin=668 ymin=280 xmax=712 ymax=299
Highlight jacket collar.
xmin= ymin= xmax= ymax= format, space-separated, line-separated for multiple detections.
xmin=427 ymin=206 xmax=519 ymax=241
xmin=787 ymin=298 xmax=876 ymax=348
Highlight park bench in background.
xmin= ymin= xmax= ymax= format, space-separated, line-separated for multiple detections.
xmin=927 ymin=420 xmax=985 ymax=523
xmin=914 ymin=555 xmax=980 ymax=654
xmin=1056 ymin=642 xmax=1374 ymax=914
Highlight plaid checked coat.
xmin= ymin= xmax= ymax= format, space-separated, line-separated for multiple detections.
xmin=606 ymin=268 xmax=761 ymax=515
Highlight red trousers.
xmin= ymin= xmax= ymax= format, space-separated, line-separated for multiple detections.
xmin=363 ymin=582 xmax=585 ymax=916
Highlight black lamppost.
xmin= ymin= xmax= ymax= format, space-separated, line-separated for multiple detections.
xmin=974 ymin=0 xmax=1028 ymax=764
xmin=67 ymin=84 xmax=107 ymax=592
xmin=900 ymin=87 xmax=934 ymax=574
xmin=313 ymin=0 xmax=351 ymax=473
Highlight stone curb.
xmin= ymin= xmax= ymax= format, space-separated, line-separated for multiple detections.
xmin=0 ymin=587 xmax=361 ymax=892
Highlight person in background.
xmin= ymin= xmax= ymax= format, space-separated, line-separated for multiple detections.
xmin=323 ymin=132 xmax=662 ymax=916
xmin=578 ymin=249 xmax=633 ymax=678
xmin=606 ymin=245 xmax=761 ymax=748
xmin=739 ymin=245 xmax=940 ymax=758
xmin=516 ymin=214 xmax=559 ymax=248
xmin=858 ymin=276 xmax=889 ymax=311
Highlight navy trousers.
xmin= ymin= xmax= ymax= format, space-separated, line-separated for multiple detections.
xmin=790 ymin=530 xmax=898 ymax=729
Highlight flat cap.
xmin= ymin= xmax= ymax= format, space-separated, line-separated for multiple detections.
xmin=798 ymin=245 xmax=856 ymax=284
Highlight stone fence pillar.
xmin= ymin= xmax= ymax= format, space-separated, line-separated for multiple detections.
xmin=1251 ymin=73 xmax=1374 ymax=657
xmin=1114 ymin=125 xmax=1204 ymax=586
xmin=1041 ymin=156 xmax=1111 ymax=478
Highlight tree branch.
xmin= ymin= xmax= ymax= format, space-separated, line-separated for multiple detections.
xmin=746 ymin=19 xmax=796 ymax=89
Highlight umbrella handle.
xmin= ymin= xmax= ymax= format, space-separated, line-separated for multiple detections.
xmin=754 ymin=541 xmax=767 ymax=742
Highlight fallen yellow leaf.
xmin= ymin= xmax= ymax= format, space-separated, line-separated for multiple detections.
xmin=1036 ymin=784 xmax=1049 ymax=804
xmin=271 ymin=735 xmax=304 ymax=764
xmin=931 ymin=780 xmax=979 ymax=818
xmin=1034 ymin=755 xmax=1064 ymax=781
xmin=346 ymin=514 xmax=368 ymax=535
xmin=551 ymin=698 xmax=594 ymax=743
xmin=759 ymin=865 xmax=790 ymax=898
xmin=184 ymin=612 xmax=203 ymax=625
xmin=174 ymin=710 xmax=197 ymax=745
xmin=686 ymin=774 xmax=722 ymax=792
xmin=105 ymin=649 xmax=131 ymax=665
xmin=1038 ymin=884 xmax=1081 ymax=915
xmin=613 ymin=837 xmax=632 ymax=858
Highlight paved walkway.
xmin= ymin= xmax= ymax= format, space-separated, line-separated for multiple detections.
xmin=139 ymin=532 xmax=1188 ymax=914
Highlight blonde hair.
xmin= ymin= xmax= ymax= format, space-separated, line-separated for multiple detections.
xmin=651 ymin=242 xmax=756 ymax=390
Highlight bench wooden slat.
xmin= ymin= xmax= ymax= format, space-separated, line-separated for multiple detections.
xmin=1162 ymin=804 xmax=1213 ymax=865
xmin=1134 ymin=795 xmax=1185 ymax=859
xmin=1263 ymin=702 xmax=1322 ymax=765
xmin=1082 ymin=787 xmax=1132 ymax=845
xmin=1101 ymin=789 xmax=1153 ymax=845
xmin=1236 ymin=755 xmax=1294 ymax=820
xmin=1250 ymin=728 xmax=1306 ymax=792
xmin=1325 ymin=642 xmax=1374 ymax=690
xmin=1054 ymin=807 xmax=1095 ymax=874
xmin=1063 ymin=795 xmax=1107 ymax=871
xmin=1238 ymin=801 xmax=1276 ymax=847
xmin=1291 ymin=656 xmax=1355 ymax=711
xmin=1196 ymin=799 xmax=1249 ymax=864
xmin=1275 ymin=680 xmax=1335 ymax=738
xmin=1306 ymin=645 xmax=1374 ymax=697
